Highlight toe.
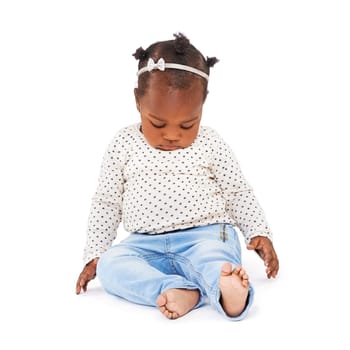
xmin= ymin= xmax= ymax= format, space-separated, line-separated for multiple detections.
xmin=232 ymin=265 xmax=242 ymax=275
xmin=156 ymin=294 xmax=167 ymax=307
xmin=221 ymin=262 xmax=233 ymax=276
xmin=239 ymin=269 xmax=248 ymax=279
xmin=242 ymin=280 xmax=249 ymax=288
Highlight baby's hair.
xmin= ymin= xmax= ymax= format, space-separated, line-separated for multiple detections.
xmin=133 ymin=33 xmax=218 ymax=100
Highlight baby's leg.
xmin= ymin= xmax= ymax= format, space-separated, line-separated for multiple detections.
xmin=176 ymin=224 xmax=254 ymax=320
xmin=97 ymin=243 xmax=199 ymax=308
xmin=219 ymin=263 xmax=249 ymax=317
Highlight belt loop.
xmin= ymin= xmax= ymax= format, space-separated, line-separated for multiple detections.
xmin=220 ymin=224 xmax=228 ymax=242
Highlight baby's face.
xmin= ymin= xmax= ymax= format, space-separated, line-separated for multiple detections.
xmin=135 ymin=76 xmax=204 ymax=151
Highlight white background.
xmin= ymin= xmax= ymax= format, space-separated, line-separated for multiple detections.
xmin=1 ymin=1 xmax=349 ymax=349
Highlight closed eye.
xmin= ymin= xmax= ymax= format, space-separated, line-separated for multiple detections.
xmin=181 ymin=124 xmax=195 ymax=130
xmin=150 ymin=121 xmax=166 ymax=128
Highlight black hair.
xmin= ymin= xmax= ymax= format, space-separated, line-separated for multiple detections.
xmin=133 ymin=33 xmax=218 ymax=100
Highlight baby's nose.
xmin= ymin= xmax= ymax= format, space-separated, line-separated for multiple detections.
xmin=163 ymin=129 xmax=181 ymax=141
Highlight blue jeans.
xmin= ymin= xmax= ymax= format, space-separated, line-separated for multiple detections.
xmin=97 ymin=223 xmax=254 ymax=321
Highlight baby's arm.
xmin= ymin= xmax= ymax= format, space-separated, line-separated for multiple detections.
xmin=83 ymin=133 xmax=125 ymax=264
xmin=208 ymin=128 xmax=278 ymax=277
xmin=77 ymin=131 xmax=127 ymax=293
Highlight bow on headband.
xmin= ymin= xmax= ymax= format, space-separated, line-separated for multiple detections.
xmin=137 ymin=57 xmax=209 ymax=81
xmin=146 ymin=58 xmax=165 ymax=72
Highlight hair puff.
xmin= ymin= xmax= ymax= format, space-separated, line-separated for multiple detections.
xmin=206 ymin=56 xmax=219 ymax=68
xmin=173 ymin=32 xmax=190 ymax=54
xmin=132 ymin=47 xmax=148 ymax=60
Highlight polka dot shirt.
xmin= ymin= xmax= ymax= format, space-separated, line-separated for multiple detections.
xmin=83 ymin=123 xmax=272 ymax=263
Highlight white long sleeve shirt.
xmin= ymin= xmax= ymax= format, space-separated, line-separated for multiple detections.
xmin=83 ymin=123 xmax=272 ymax=264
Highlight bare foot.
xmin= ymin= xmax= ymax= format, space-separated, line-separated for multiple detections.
xmin=156 ymin=288 xmax=199 ymax=320
xmin=219 ymin=263 xmax=250 ymax=317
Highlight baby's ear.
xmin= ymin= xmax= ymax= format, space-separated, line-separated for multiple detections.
xmin=134 ymin=88 xmax=141 ymax=111
xmin=202 ymin=90 xmax=209 ymax=104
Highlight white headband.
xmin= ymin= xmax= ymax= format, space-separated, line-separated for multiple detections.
xmin=137 ymin=58 xmax=209 ymax=81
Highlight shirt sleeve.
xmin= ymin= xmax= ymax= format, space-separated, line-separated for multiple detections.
xmin=208 ymin=128 xmax=273 ymax=244
xmin=83 ymin=132 xmax=126 ymax=264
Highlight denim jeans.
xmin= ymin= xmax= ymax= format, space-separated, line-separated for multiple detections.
xmin=97 ymin=223 xmax=254 ymax=321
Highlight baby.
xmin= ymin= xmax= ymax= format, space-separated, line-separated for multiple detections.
xmin=76 ymin=33 xmax=279 ymax=321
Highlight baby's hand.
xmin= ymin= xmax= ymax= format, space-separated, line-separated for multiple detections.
xmin=75 ymin=258 xmax=99 ymax=294
xmin=247 ymin=236 xmax=279 ymax=279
